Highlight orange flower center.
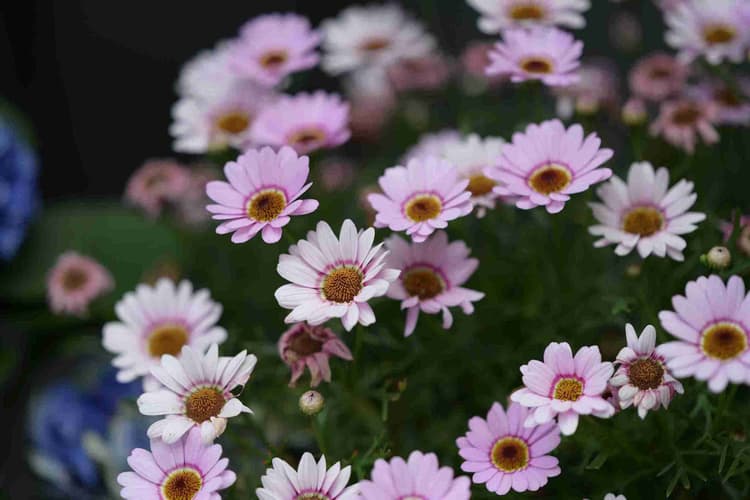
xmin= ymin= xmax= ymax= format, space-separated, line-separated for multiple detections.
xmin=61 ymin=267 xmax=89 ymax=291
xmin=622 ymin=207 xmax=664 ymax=237
xmin=148 ymin=325 xmax=189 ymax=358
xmin=519 ymin=57 xmax=553 ymax=74
xmin=321 ymin=266 xmax=363 ymax=303
xmin=260 ymin=50 xmax=289 ymax=69
xmin=360 ymin=37 xmax=391 ymax=52
xmin=701 ymin=322 xmax=748 ymax=360
xmin=491 ymin=437 xmax=530 ymax=472
xmin=162 ymin=468 xmax=202 ymax=500
xmin=402 ymin=267 xmax=445 ymax=300
xmin=216 ymin=111 xmax=251 ymax=134
xmin=185 ymin=387 xmax=226 ymax=423
xmin=553 ymin=377 xmax=583 ymax=401
xmin=467 ymin=174 xmax=496 ymax=196
xmin=628 ymin=358 xmax=665 ymax=390
xmin=703 ymin=24 xmax=736 ymax=45
xmin=404 ymin=194 xmax=442 ymax=222
xmin=247 ymin=189 xmax=286 ymax=222
xmin=288 ymin=127 xmax=327 ymax=150
xmin=508 ymin=3 xmax=545 ymax=21
xmin=528 ymin=164 xmax=571 ymax=195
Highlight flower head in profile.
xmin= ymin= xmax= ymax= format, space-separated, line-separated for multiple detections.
xmin=665 ymin=0 xmax=750 ymax=65
xmin=205 ymin=147 xmax=318 ymax=244
xmin=278 ymin=322 xmax=353 ymax=387
xmin=691 ymin=78 xmax=750 ymax=126
xmin=650 ymin=98 xmax=719 ymax=153
xmin=124 ymin=159 xmax=191 ymax=217
xmin=512 ymin=342 xmax=615 ymax=435
xmin=486 ymin=27 xmax=582 ymax=87
xmin=257 ymin=452 xmax=358 ymax=500
xmin=229 ymin=13 xmax=320 ymax=87
xmin=117 ymin=427 xmax=235 ymax=499
xmin=275 ymin=219 xmax=400 ymax=331
xmin=489 ymin=119 xmax=613 ymax=214
xmin=47 ymin=251 xmax=113 ymax=317
xmin=589 ymin=161 xmax=706 ymax=261
xmin=610 ymin=324 xmax=684 ymax=418
xmin=359 ymin=451 xmax=470 ymax=500
xmin=138 ymin=344 xmax=256 ymax=443
xmin=102 ymin=279 xmax=227 ymax=390
xmin=467 ymin=0 xmax=591 ymax=34
xmin=368 ymin=157 xmax=473 ymax=243
xmin=321 ymin=4 xmax=435 ymax=75
xmin=658 ymin=275 xmax=750 ymax=393
xmin=250 ymin=91 xmax=350 ymax=154
xmin=456 ymin=401 xmax=561 ymax=495
xmin=628 ymin=52 xmax=688 ymax=102
xmin=385 ymin=232 xmax=484 ymax=337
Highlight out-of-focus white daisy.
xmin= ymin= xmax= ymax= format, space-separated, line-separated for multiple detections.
xmin=467 ymin=0 xmax=591 ymax=34
xmin=256 ymin=453 xmax=358 ymax=500
xmin=176 ymin=41 xmax=238 ymax=102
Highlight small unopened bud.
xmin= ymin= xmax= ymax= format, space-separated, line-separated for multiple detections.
xmin=622 ymin=98 xmax=646 ymax=126
xmin=625 ymin=264 xmax=642 ymax=278
xmin=299 ymin=390 xmax=324 ymax=416
xmin=701 ymin=246 xmax=732 ymax=270
xmin=738 ymin=226 xmax=750 ymax=256
xmin=575 ymin=95 xmax=599 ymax=116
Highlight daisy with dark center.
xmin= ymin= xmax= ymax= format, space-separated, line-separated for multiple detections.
xmin=359 ymin=451 xmax=470 ymax=500
xmin=205 ymin=146 xmax=318 ymax=244
xmin=650 ymin=98 xmax=719 ymax=153
xmin=385 ymin=232 xmax=484 ymax=337
xmin=456 ymin=401 xmax=561 ymax=495
xmin=278 ymin=322 xmax=353 ymax=387
xmin=402 ymin=129 xmax=462 ymax=163
xmin=250 ymin=91 xmax=350 ymax=154
xmin=467 ymin=0 xmax=590 ymax=34
xmin=628 ymin=52 xmax=688 ymax=102
xmin=691 ymin=78 xmax=750 ymax=126
xmin=117 ymin=427 xmax=235 ymax=499
xmin=124 ymin=159 xmax=191 ymax=217
xmin=588 ymin=161 xmax=705 ymax=261
xmin=610 ymin=324 xmax=684 ymax=419
xmin=489 ymin=119 xmax=613 ymax=214
xmin=658 ymin=275 xmax=750 ymax=393
xmin=102 ymin=278 xmax=227 ymax=390
xmin=368 ymin=156 xmax=473 ymax=243
xmin=229 ymin=13 xmax=320 ymax=87
xmin=138 ymin=344 xmax=256 ymax=443
xmin=46 ymin=251 xmax=113 ymax=317
xmin=275 ymin=219 xmax=400 ymax=331
xmin=486 ymin=26 xmax=582 ymax=87
xmin=256 ymin=452 xmax=358 ymax=500
xmin=512 ymin=342 xmax=615 ymax=435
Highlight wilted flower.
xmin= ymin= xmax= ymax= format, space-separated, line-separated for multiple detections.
xmin=650 ymin=98 xmax=719 ymax=153
xmin=279 ymin=323 xmax=352 ymax=387
xmin=47 ymin=251 xmax=113 ymax=316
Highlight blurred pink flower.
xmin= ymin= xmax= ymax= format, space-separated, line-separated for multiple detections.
xmin=650 ymin=98 xmax=719 ymax=153
xmin=386 ymin=53 xmax=453 ymax=92
xmin=691 ymin=78 xmax=750 ymax=125
xmin=628 ymin=52 xmax=688 ymax=101
xmin=278 ymin=323 xmax=353 ymax=387
xmin=47 ymin=251 xmax=113 ymax=317
xmin=317 ymin=158 xmax=355 ymax=192
xmin=125 ymin=159 xmax=191 ymax=217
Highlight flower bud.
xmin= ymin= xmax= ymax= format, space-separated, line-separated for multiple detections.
xmin=299 ymin=390 xmax=325 ymax=416
xmin=622 ymin=98 xmax=646 ymax=126
xmin=701 ymin=246 xmax=731 ymax=270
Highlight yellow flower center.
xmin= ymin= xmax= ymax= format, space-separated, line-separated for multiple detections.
xmin=467 ymin=174 xmax=496 ymax=196
xmin=703 ymin=24 xmax=736 ymax=45
xmin=622 ymin=207 xmax=664 ymax=237
xmin=491 ymin=437 xmax=530 ymax=472
xmin=162 ymin=468 xmax=202 ymax=500
xmin=148 ymin=325 xmax=189 ymax=358
xmin=528 ymin=164 xmax=571 ymax=195
xmin=404 ymin=194 xmax=442 ymax=222
xmin=61 ymin=267 xmax=89 ymax=291
xmin=260 ymin=50 xmax=289 ymax=69
xmin=216 ymin=111 xmax=251 ymax=134
xmin=508 ymin=3 xmax=545 ymax=21
xmin=288 ymin=127 xmax=327 ymax=150
xmin=321 ymin=266 xmax=364 ymax=303
xmin=701 ymin=322 xmax=748 ymax=360
xmin=628 ymin=358 xmax=665 ymax=390
xmin=247 ymin=189 xmax=287 ymax=222
xmin=553 ymin=377 xmax=583 ymax=401
xmin=360 ymin=37 xmax=391 ymax=52
xmin=519 ymin=56 xmax=554 ymax=74
xmin=402 ymin=267 xmax=445 ymax=300
xmin=185 ymin=387 xmax=226 ymax=423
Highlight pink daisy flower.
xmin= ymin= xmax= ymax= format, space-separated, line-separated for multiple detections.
xmin=256 ymin=453 xmax=359 ymax=500
xmin=117 ymin=427 xmax=235 ymax=499
xmin=610 ymin=324 xmax=684 ymax=419
xmin=649 ymin=98 xmax=719 ymax=153
xmin=278 ymin=322 xmax=353 ymax=387
xmin=359 ymin=451 xmax=470 ymax=500
xmin=691 ymin=78 xmax=750 ymax=126
xmin=658 ymin=275 xmax=750 ymax=393
xmin=250 ymin=91 xmax=350 ymax=155
xmin=486 ymin=27 xmax=583 ymax=87
xmin=628 ymin=52 xmax=688 ymax=102
xmin=367 ymin=157 xmax=473 ymax=243
xmin=385 ymin=232 xmax=484 ymax=337
xmin=124 ymin=159 xmax=191 ymax=217
xmin=47 ymin=251 xmax=113 ymax=317
xmin=489 ymin=119 xmax=613 ymax=214
xmin=205 ymin=146 xmax=318 ymax=244
xmin=386 ymin=53 xmax=453 ymax=92
xmin=467 ymin=0 xmax=591 ymax=33
xmin=275 ymin=219 xmax=400 ymax=331
xmin=229 ymin=14 xmax=320 ymax=87
xmin=511 ymin=342 xmax=615 ymax=435
xmin=456 ymin=401 xmax=561 ymax=495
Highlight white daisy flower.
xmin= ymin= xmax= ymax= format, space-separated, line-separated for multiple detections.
xmin=176 ymin=41 xmax=246 ymax=102
xmin=320 ymin=4 xmax=435 ymax=75
xmin=274 ymin=219 xmax=400 ymax=331
xmin=256 ymin=452 xmax=359 ymax=500
xmin=665 ymin=0 xmax=750 ymax=65
xmin=466 ymin=0 xmax=591 ymax=34
xmin=588 ymin=161 xmax=705 ymax=261
xmin=138 ymin=344 xmax=256 ymax=444
xmin=102 ymin=279 xmax=227 ymax=390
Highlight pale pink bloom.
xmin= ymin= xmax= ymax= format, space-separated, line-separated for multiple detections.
xmin=275 ymin=219 xmax=400 ymax=331
xmin=257 ymin=453 xmax=358 ymax=500
xmin=588 ymin=161 xmax=706 ymax=261
xmin=176 ymin=41 xmax=240 ymax=102
xmin=47 ymin=251 xmax=113 ymax=317
xmin=368 ymin=157 xmax=473 ymax=243
xmin=318 ymin=158 xmax=355 ymax=192
xmin=205 ymin=146 xmax=318 ymax=244
xmin=553 ymin=59 xmax=619 ymax=118
xmin=138 ymin=344 xmax=256 ymax=444
xmin=359 ymin=451 xmax=470 ymax=500
xmin=486 ymin=27 xmax=583 ymax=87
xmin=229 ymin=13 xmax=320 ymax=87
xmin=490 ymin=119 xmax=613 ymax=214
xmin=461 ymin=42 xmax=506 ymax=86
xmin=402 ymin=129 xmax=462 ymax=163
xmin=609 ymin=324 xmax=684 ymax=419
xmin=658 ymin=275 xmax=750 ymax=393
xmin=117 ymin=427 xmax=235 ymax=499
xmin=385 ymin=232 xmax=484 ymax=337
xmin=467 ymin=0 xmax=591 ymax=33
xmin=511 ymin=342 xmax=615 ymax=435
xmin=456 ymin=401 xmax=561 ymax=495
xmin=278 ymin=322 xmax=353 ymax=387
xmin=628 ymin=52 xmax=688 ymax=101
xmin=690 ymin=78 xmax=750 ymax=125
xmin=386 ymin=53 xmax=453 ymax=92
xmin=650 ymin=98 xmax=719 ymax=153
xmin=250 ymin=91 xmax=351 ymax=154
xmin=124 ymin=159 xmax=191 ymax=217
